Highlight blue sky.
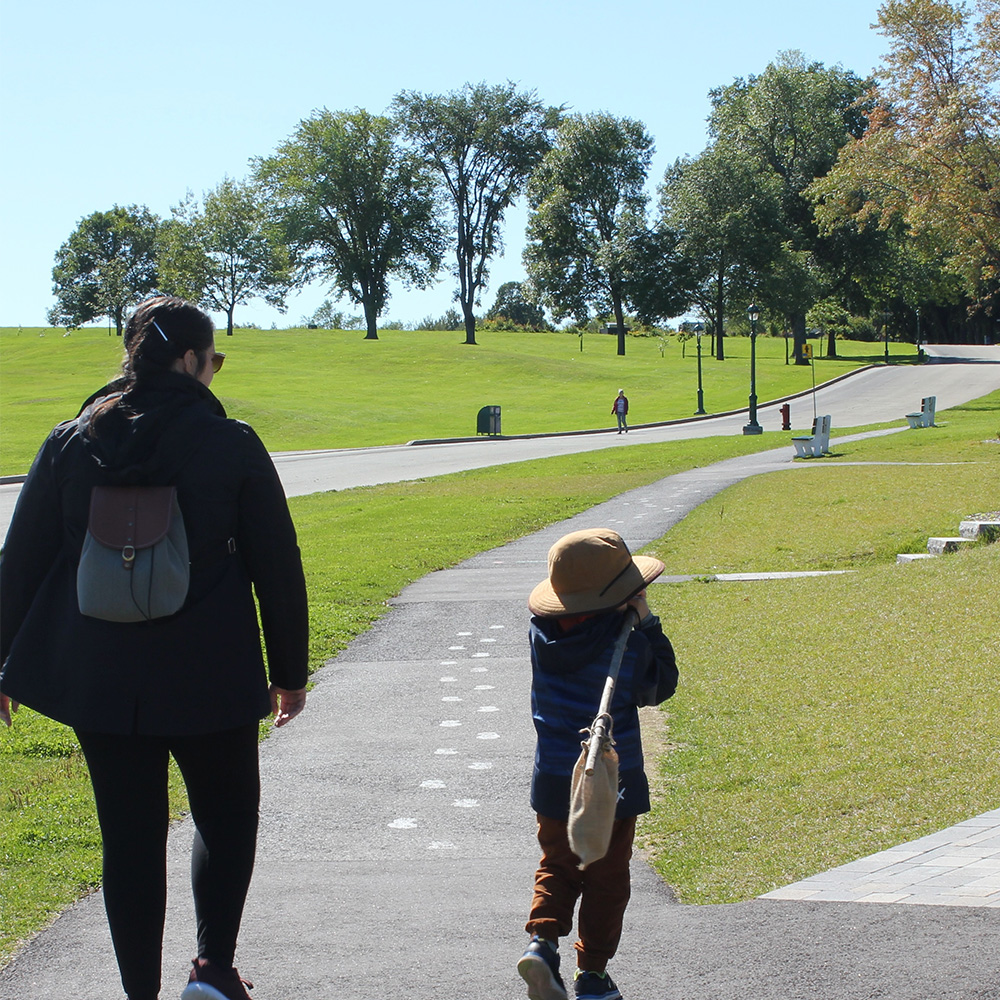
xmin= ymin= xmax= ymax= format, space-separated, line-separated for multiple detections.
xmin=0 ymin=0 xmax=891 ymax=329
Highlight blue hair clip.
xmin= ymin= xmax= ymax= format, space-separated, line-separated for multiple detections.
xmin=151 ymin=319 xmax=169 ymax=342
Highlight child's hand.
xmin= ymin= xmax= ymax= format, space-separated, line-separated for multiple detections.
xmin=627 ymin=590 xmax=650 ymax=621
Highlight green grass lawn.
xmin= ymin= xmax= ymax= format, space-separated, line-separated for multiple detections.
xmin=638 ymin=394 xmax=1000 ymax=902
xmin=0 ymin=325 xmax=910 ymax=475
xmin=640 ymin=546 xmax=1000 ymax=904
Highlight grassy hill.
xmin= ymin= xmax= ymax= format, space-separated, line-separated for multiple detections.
xmin=0 ymin=326 xmax=911 ymax=475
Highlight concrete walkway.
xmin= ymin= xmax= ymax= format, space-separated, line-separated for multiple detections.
xmin=3 ymin=431 xmax=999 ymax=1000
xmin=763 ymin=809 xmax=1000 ymax=907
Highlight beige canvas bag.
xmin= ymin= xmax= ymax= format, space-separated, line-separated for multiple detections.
xmin=568 ymin=726 xmax=619 ymax=868
xmin=566 ymin=609 xmax=637 ymax=869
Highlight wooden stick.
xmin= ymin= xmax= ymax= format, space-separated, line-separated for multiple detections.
xmin=583 ymin=609 xmax=638 ymax=775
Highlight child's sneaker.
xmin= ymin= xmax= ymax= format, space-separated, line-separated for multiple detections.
xmin=574 ymin=969 xmax=623 ymax=1000
xmin=180 ymin=958 xmax=254 ymax=1000
xmin=517 ymin=935 xmax=568 ymax=1000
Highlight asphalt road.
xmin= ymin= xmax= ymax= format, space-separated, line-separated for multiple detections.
xmin=1 ymin=346 xmax=999 ymax=999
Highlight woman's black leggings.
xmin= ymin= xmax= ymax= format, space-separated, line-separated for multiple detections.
xmin=75 ymin=724 xmax=260 ymax=1000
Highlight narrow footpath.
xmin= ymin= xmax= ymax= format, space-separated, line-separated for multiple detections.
xmin=3 ymin=431 xmax=998 ymax=1000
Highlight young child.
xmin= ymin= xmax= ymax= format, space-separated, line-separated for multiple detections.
xmin=517 ymin=527 xmax=678 ymax=1000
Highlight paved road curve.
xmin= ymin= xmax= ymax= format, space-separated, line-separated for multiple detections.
xmin=268 ymin=348 xmax=999 ymax=499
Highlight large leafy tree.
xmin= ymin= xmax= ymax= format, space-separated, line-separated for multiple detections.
xmin=255 ymin=109 xmax=444 ymax=340
xmin=158 ymin=178 xmax=292 ymax=337
xmin=524 ymin=113 xmax=654 ymax=355
xmin=811 ymin=0 xmax=1000 ymax=312
xmin=393 ymin=82 xmax=561 ymax=345
xmin=658 ymin=145 xmax=784 ymax=359
xmin=708 ymin=52 xmax=872 ymax=361
xmin=49 ymin=205 xmax=159 ymax=335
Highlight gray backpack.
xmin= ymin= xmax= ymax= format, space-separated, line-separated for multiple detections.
xmin=77 ymin=485 xmax=190 ymax=622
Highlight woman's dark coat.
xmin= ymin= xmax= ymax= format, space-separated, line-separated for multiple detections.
xmin=0 ymin=371 xmax=309 ymax=736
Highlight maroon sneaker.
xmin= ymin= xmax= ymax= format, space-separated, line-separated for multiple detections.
xmin=181 ymin=958 xmax=254 ymax=1000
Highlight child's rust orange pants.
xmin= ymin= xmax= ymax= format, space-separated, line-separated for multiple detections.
xmin=524 ymin=814 xmax=637 ymax=972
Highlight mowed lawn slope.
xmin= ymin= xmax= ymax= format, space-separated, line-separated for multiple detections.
xmin=0 ymin=326 xmax=906 ymax=474
xmin=639 ymin=393 xmax=1000 ymax=902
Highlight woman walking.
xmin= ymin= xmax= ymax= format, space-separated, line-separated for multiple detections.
xmin=0 ymin=295 xmax=309 ymax=1000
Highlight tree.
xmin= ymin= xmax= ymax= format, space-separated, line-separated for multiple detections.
xmin=158 ymin=178 xmax=292 ymax=337
xmin=617 ymin=224 xmax=698 ymax=328
xmin=393 ymin=82 xmax=561 ymax=345
xmin=708 ymin=52 xmax=873 ymax=361
xmin=49 ymin=205 xmax=159 ymax=335
xmin=416 ymin=308 xmax=463 ymax=330
xmin=811 ymin=0 xmax=1000 ymax=312
xmin=658 ymin=145 xmax=784 ymax=359
xmin=485 ymin=280 xmax=549 ymax=329
xmin=301 ymin=300 xmax=364 ymax=329
xmin=524 ymin=113 xmax=654 ymax=355
xmin=256 ymin=109 xmax=444 ymax=340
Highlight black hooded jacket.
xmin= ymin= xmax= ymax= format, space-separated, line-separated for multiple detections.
xmin=0 ymin=371 xmax=309 ymax=736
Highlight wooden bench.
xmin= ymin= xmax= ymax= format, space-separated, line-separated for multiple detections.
xmin=905 ymin=395 xmax=936 ymax=428
xmin=792 ymin=414 xmax=831 ymax=458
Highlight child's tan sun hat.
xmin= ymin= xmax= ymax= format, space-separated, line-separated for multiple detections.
xmin=528 ymin=527 xmax=665 ymax=617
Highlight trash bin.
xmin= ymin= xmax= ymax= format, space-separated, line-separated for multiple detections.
xmin=476 ymin=405 xmax=501 ymax=436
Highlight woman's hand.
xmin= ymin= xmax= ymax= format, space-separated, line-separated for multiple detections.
xmin=269 ymin=685 xmax=306 ymax=727
xmin=0 ymin=693 xmax=19 ymax=728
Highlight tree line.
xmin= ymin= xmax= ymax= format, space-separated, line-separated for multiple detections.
xmin=49 ymin=0 xmax=998 ymax=354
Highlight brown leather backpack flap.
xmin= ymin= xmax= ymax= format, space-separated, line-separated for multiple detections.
xmin=87 ymin=486 xmax=177 ymax=549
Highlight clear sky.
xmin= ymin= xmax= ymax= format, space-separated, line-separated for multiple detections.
xmin=0 ymin=0 xmax=891 ymax=330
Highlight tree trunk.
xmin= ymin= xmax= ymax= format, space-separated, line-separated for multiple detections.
xmin=714 ymin=268 xmax=725 ymax=361
xmin=462 ymin=301 xmax=477 ymax=346
xmin=363 ymin=295 xmax=379 ymax=340
xmin=456 ymin=223 xmax=477 ymax=345
xmin=226 ymin=305 xmax=235 ymax=337
xmin=792 ymin=312 xmax=808 ymax=364
xmin=114 ymin=305 xmax=125 ymax=337
xmin=612 ymin=291 xmax=626 ymax=356
xmin=826 ymin=327 xmax=837 ymax=358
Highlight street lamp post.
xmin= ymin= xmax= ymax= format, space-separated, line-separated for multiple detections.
xmin=743 ymin=303 xmax=762 ymax=435
xmin=694 ymin=322 xmax=706 ymax=415
xmin=883 ymin=306 xmax=891 ymax=363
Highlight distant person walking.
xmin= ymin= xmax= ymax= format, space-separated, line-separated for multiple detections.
xmin=0 ymin=295 xmax=310 ymax=1000
xmin=611 ymin=390 xmax=628 ymax=434
xmin=517 ymin=528 xmax=678 ymax=1000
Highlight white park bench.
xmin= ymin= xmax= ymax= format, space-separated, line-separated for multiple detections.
xmin=792 ymin=414 xmax=831 ymax=458
xmin=905 ymin=395 xmax=936 ymax=428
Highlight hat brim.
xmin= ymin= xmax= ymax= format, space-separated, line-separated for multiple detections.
xmin=528 ymin=554 xmax=665 ymax=617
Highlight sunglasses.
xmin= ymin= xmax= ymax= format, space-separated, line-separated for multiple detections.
xmin=211 ymin=352 xmax=226 ymax=373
